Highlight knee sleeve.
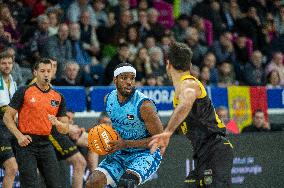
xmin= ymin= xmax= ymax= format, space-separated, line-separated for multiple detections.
xmin=118 ymin=173 xmax=139 ymax=188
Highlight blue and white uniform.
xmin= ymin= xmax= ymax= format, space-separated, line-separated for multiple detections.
xmin=96 ymin=89 xmax=162 ymax=187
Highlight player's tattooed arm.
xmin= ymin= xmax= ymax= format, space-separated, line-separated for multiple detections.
xmin=165 ymin=79 xmax=201 ymax=135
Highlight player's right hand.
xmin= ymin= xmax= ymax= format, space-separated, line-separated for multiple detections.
xmin=18 ymin=135 xmax=32 ymax=147
xmin=149 ymin=131 xmax=172 ymax=155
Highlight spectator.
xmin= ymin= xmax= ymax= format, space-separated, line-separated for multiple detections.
xmin=243 ymin=50 xmax=266 ymax=86
xmin=43 ymin=23 xmax=72 ymax=80
xmin=216 ymin=106 xmax=230 ymax=125
xmin=83 ymin=57 xmax=105 ymax=86
xmin=0 ymin=21 xmax=12 ymax=51
xmin=202 ymin=52 xmax=218 ymax=85
xmin=266 ymin=69 xmax=281 ymax=88
xmin=233 ymin=34 xmax=250 ymax=65
xmin=148 ymin=46 xmax=168 ymax=85
xmin=29 ymin=14 xmax=50 ymax=61
xmin=69 ymin=22 xmax=91 ymax=66
xmin=218 ymin=60 xmax=236 ymax=87
xmin=259 ymin=21 xmax=273 ymax=55
xmin=4 ymin=58 xmax=69 ymax=188
xmin=6 ymin=47 xmax=23 ymax=86
xmin=0 ymin=52 xmax=18 ymax=188
xmin=160 ymin=34 xmax=172 ymax=56
xmin=132 ymin=47 xmax=151 ymax=84
xmin=67 ymin=0 xmax=97 ymax=26
xmin=54 ymin=61 xmax=82 ymax=86
xmin=233 ymin=34 xmax=250 ymax=82
xmin=264 ymin=12 xmax=277 ymax=41
xmin=0 ymin=4 xmax=20 ymax=43
xmin=199 ymin=65 xmax=210 ymax=87
xmin=180 ymin=0 xmax=199 ymax=16
xmin=104 ymin=42 xmax=130 ymax=85
xmin=112 ymin=0 xmax=130 ymax=23
xmin=236 ymin=6 xmax=262 ymax=49
xmin=242 ymin=109 xmax=270 ymax=132
xmin=222 ymin=0 xmax=242 ymax=31
xmin=112 ymin=9 xmax=132 ymax=43
xmin=275 ymin=5 xmax=284 ymax=36
xmin=67 ymin=111 xmax=99 ymax=173
xmin=31 ymin=0 xmax=47 ymax=18
xmin=79 ymin=10 xmax=100 ymax=56
xmin=265 ymin=51 xmax=284 ymax=85
xmin=207 ymin=0 xmax=224 ymax=39
xmin=131 ymin=0 xmax=149 ymax=23
xmin=92 ymin=0 xmax=108 ymax=27
xmin=185 ymin=27 xmax=208 ymax=66
xmin=147 ymin=8 xmax=165 ymax=42
xmin=190 ymin=64 xmax=200 ymax=79
xmin=135 ymin=10 xmax=151 ymax=41
xmin=95 ymin=11 xmax=116 ymax=46
xmin=47 ymin=9 xmax=60 ymax=36
xmin=144 ymin=36 xmax=156 ymax=49
xmin=5 ymin=0 xmax=31 ymax=27
xmin=211 ymin=31 xmax=236 ymax=65
xmin=270 ymin=32 xmax=284 ymax=53
xmin=144 ymin=74 xmax=158 ymax=86
xmin=172 ymin=14 xmax=189 ymax=42
xmin=126 ymin=25 xmax=142 ymax=62
xmin=191 ymin=15 xmax=211 ymax=46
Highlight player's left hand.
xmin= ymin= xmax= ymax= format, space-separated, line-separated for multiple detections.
xmin=108 ymin=138 xmax=126 ymax=153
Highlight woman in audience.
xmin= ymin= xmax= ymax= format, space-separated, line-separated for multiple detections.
xmin=266 ymin=69 xmax=281 ymax=88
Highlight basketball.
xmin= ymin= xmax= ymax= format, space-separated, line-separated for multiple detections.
xmin=88 ymin=124 xmax=119 ymax=155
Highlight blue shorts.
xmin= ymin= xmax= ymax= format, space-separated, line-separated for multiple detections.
xmin=96 ymin=149 xmax=162 ymax=187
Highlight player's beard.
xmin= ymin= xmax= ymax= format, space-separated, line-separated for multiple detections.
xmin=117 ymin=83 xmax=135 ymax=98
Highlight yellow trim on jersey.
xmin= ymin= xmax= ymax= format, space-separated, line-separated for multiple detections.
xmin=214 ymin=111 xmax=226 ymax=128
xmin=173 ymin=74 xmax=207 ymax=107
xmin=181 ymin=122 xmax=188 ymax=134
xmin=179 ymin=74 xmax=207 ymax=99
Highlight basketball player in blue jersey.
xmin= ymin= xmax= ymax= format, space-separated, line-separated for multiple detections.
xmin=86 ymin=63 xmax=164 ymax=188
xmin=149 ymin=42 xmax=233 ymax=187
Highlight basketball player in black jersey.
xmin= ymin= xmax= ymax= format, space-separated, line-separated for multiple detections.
xmin=149 ymin=42 xmax=233 ymax=187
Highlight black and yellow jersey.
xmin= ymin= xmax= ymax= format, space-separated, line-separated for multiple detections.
xmin=173 ymin=74 xmax=227 ymax=158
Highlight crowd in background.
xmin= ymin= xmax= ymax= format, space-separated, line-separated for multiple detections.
xmin=0 ymin=0 xmax=284 ymax=88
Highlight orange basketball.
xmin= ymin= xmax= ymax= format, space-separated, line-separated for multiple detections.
xmin=88 ymin=124 xmax=119 ymax=155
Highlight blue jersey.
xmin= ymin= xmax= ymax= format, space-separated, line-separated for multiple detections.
xmin=105 ymin=89 xmax=152 ymax=142
xmin=100 ymin=89 xmax=162 ymax=187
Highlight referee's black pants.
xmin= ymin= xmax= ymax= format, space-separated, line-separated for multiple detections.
xmin=15 ymin=135 xmax=62 ymax=188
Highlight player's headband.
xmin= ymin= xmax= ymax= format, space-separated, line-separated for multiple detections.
xmin=114 ymin=66 xmax=136 ymax=77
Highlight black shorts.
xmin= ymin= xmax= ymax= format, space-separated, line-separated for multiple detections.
xmin=49 ymin=127 xmax=79 ymax=160
xmin=0 ymin=124 xmax=15 ymax=165
xmin=184 ymin=136 xmax=233 ymax=188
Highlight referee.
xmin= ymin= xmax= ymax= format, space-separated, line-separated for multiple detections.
xmin=3 ymin=58 xmax=69 ymax=188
